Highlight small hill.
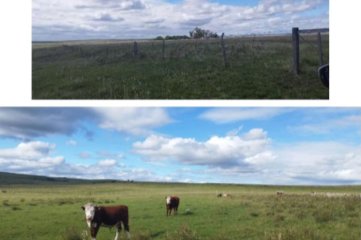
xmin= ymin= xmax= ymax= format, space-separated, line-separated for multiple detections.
xmin=0 ymin=171 xmax=120 ymax=185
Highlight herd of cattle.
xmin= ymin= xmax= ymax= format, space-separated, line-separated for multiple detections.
xmin=81 ymin=191 xmax=353 ymax=239
xmin=81 ymin=196 xmax=180 ymax=240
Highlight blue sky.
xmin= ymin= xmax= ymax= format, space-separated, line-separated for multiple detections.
xmin=32 ymin=0 xmax=329 ymax=41
xmin=0 ymin=107 xmax=360 ymax=185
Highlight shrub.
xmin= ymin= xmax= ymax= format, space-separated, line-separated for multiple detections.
xmin=11 ymin=206 xmax=21 ymax=211
xmin=2 ymin=200 xmax=10 ymax=206
xmin=313 ymin=209 xmax=333 ymax=223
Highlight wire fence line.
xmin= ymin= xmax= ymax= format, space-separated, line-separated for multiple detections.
xmin=292 ymin=27 xmax=329 ymax=75
xmin=33 ymin=32 xmax=328 ymax=73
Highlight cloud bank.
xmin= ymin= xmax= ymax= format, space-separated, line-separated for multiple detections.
xmin=1 ymin=107 xmax=360 ymax=185
xmin=0 ymin=107 xmax=171 ymax=139
xmin=32 ymin=0 xmax=329 ymax=40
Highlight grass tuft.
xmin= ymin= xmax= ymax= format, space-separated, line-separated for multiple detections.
xmin=61 ymin=227 xmax=87 ymax=240
xmin=166 ymin=225 xmax=201 ymax=240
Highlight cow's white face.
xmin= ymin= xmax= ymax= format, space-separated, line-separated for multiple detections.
xmin=166 ymin=196 xmax=171 ymax=204
xmin=82 ymin=203 xmax=96 ymax=228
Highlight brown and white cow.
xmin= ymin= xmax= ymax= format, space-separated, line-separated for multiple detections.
xmin=81 ymin=203 xmax=130 ymax=240
xmin=165 ymin=196 xmax=180 ymax=216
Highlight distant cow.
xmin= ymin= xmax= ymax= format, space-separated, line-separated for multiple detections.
xmin=165 ymin=196 xmax=180 ymax=216
xmin=81 ymin=203 xmax=130 ymax=240
xmin=276 ymin=191 xmax=284 ymax=196
xmin=217 ymin=193 xmax=232 ymax=198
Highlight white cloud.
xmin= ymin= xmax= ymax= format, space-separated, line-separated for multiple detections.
xmin=271 ymin=142 xmax=361 ymax=184
xmin=0 ymin=141 xmax=55 ymax=160
xmin=0 ymin=141 xmax=63 ymax=171
xmin=66 ymin=139 xmax=78 ymax=146
xmin=98 ymin=159 xmax=117 ymax=167
xmin=0 ymin=141 xmax=157 ymax=181
xmin=289 ymin=114 xmax=361 ymax=135
xmin=32 ymin=0 xmax=328 ymax=40
xmin=200 ymin=108 xmax=286 ymax=124
xmin=94 ymin=107 xmax=172 ymax=135
xmin=160 ymin=141 xmax=361 ymax=185
xmin=133 ymin=128 xmax=273 ymax=168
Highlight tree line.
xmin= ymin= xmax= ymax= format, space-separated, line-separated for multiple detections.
xmin=155 ymin=27 xmax=219 ymax=40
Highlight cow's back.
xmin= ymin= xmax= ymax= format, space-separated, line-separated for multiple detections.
xmin=170 ymin=196 xmax=179 ymax=208
xmin=97 ymin=205 xmax=128 ymax=226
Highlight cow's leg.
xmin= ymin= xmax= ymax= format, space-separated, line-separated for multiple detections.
xmin=123 ymin=220 xmax=131 ymax=239
xmin=114 ymin=228 xmax=119 ymax=240
xmin=114 ymin=222 xmax=122 ymax=240
xmin=90 ymin=223 xmax=100 ymax=240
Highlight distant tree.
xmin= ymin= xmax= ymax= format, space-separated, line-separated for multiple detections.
xmin=155 ymin=36 xmax=164 ymax=40
xmin=164 ymin=35 xmax=190 ymax=40
xmin=189 ymin=27 xmax=219 ymax=39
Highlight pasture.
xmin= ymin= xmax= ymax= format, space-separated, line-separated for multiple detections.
xmin=1 ymin=181 xmax=361 ymax=240
xmin=32 ymin=35 xmax=329 ymax=99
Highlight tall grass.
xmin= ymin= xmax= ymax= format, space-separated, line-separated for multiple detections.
xmin=1 ymin=183 xmax=359 ymax=240
xmin=32 ymin=35 xmax=329 ymax=99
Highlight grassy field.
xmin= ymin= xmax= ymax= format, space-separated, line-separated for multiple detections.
xmin=1 ymin=176 xmax=361 ymax=240
xmin=32 ymin=35 xmax=329 ymax=99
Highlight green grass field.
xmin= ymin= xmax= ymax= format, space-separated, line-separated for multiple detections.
xmin=1 ymin=176 xmax=361 ymax=240
xmin=32 ymin=35 xmax=329 ymax=99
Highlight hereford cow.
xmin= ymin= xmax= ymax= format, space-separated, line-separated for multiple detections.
xmin=217 ymin=192 xmax=232 ymax=198
xmin=81 ymin=203 xmax=130 ymax=240
xmin=165 ymin=196 xmax=180 ymax=216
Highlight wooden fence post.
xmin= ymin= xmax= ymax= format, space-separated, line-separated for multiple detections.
xmin=317 ymin=32 xmax=324 ymax=66
xmin=220 ymin=33 xmax=229 ymax=68
xmin=162 ymin=38 xmax=165 ymax=60
xmin=292 ymin=27 xmax=300 ymax=75
xmin=133 ymin=41 xmax=138 ymax=57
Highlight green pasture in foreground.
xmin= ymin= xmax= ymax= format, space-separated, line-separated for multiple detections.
xmin=1 ymin=182 xmax=361 ymax=240
xmin=32 ymin=35 xmax=329 ymax=99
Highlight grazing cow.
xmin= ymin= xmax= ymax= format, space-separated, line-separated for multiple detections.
xmin=217 ymin=193 xmax=232 ymax=198
xmin=276 ymin=191 xmax=284 ymax=196
xmin=165 ymin=196 xmax=180 ymax=216
xmin=81 ymin=203 xmax=130 ymax=240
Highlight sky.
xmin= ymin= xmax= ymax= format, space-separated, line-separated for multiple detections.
xmin=32 ymin=0 xmax=329 ymax=41
xmin=0 ymin=107 xmax=360 ymax=185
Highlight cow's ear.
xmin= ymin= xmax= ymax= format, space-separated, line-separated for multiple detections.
xmin=81 ymin=206 xmax=85 ymax=210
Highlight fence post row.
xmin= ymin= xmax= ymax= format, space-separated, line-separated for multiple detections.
xmin=292 ymin=27 xmax=329 ymax=75
xmin=133 ymin=41 xmax=138 ymax=57
xmin=162 ymin=38 xmax=165 ymax=60
xmin=317 ymin=32 xmax=324 ymax=66
xmin=220 ymin=33 xmax=229 ymax=68
xmin=292 ymin=27 xmax=300 ymax=75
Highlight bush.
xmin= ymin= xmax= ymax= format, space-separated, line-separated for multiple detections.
xmin=189 ymin=27 xmax=218 ymax=39
xmin=313 ymin=209 xmax=333 ymax=223
xmin=164 ymin=35 xmax=190 ymax=40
